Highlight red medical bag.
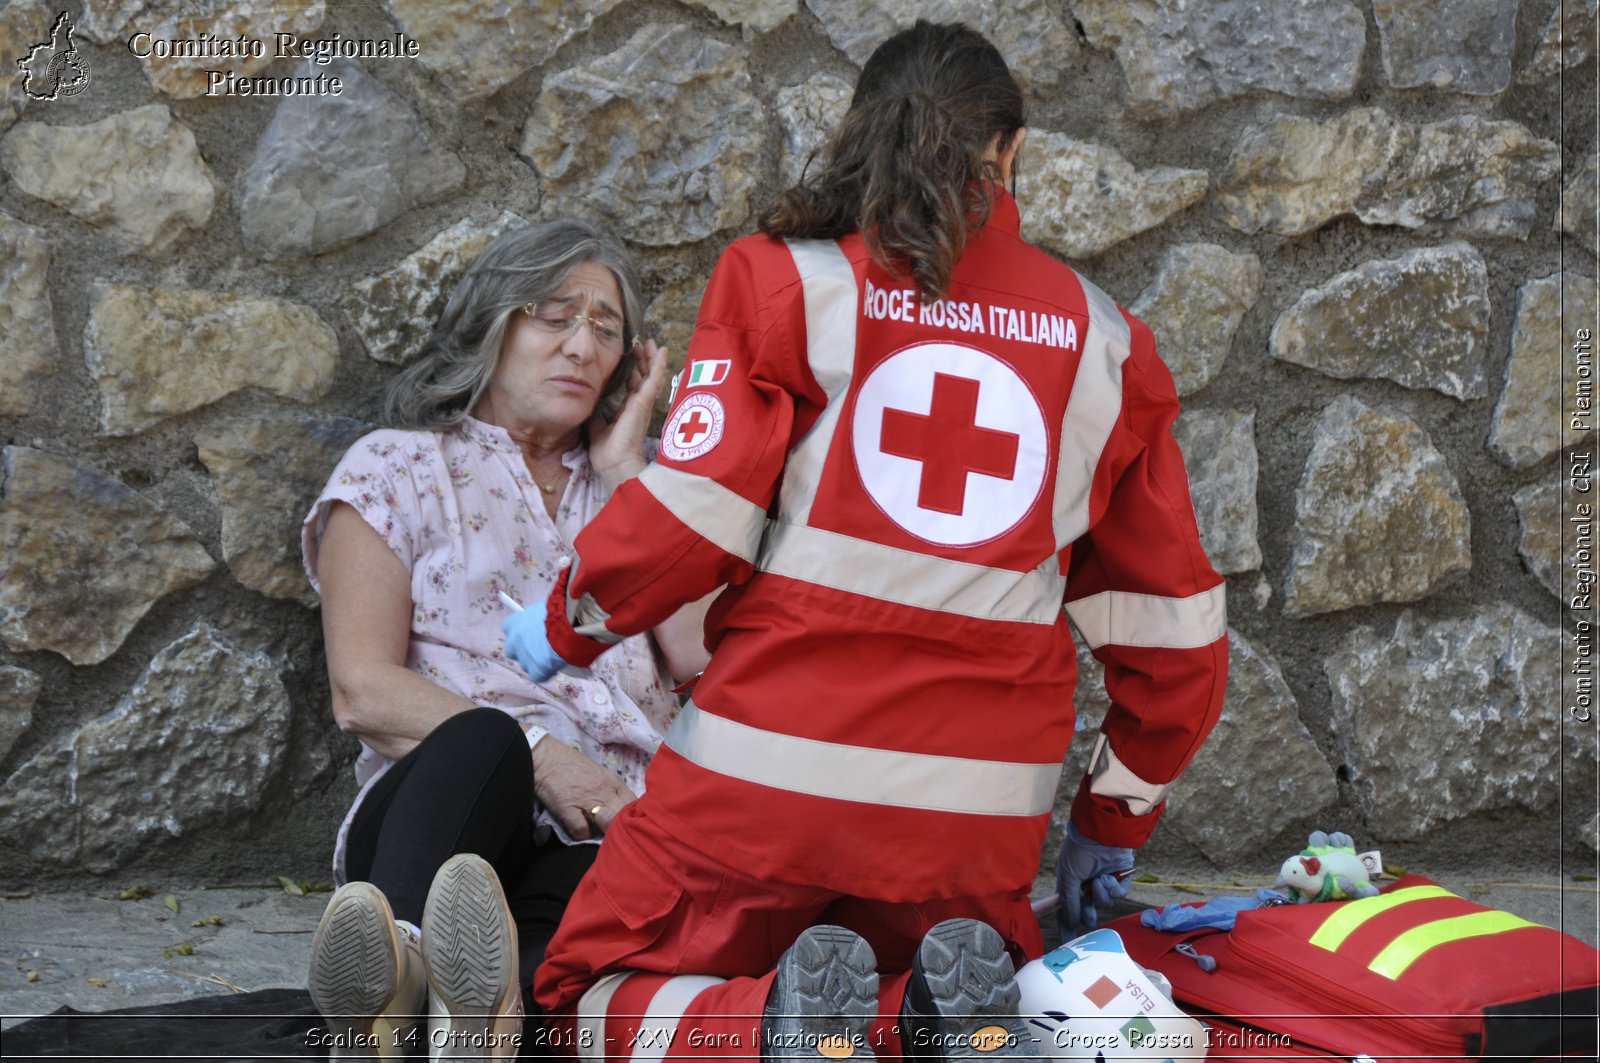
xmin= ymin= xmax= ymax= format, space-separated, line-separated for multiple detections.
xmin=1111 ymin=875 xmax=1600 ymax=1061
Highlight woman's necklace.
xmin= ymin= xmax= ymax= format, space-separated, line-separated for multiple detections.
xmin=534 ymin=462 xmax=569 ymax=497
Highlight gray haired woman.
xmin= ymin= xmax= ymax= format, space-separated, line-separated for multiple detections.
xmin=300 ymin=218 xmax=710 ymax=1060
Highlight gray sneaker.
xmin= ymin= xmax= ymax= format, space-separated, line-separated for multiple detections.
xmin=763 ymin=924 xmax=880 ymax=1063
xmin=901 ymin=919 xmax=1044 ymax=1061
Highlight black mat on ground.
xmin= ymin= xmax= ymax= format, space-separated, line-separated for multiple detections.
xmin=4 ymin=901 xmax=1151 ymax=1060
xmin=4 ymin=987 xmax=326 ymax=1060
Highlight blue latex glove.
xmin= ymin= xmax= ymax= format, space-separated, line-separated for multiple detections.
xmin=501 ymin=600 xmax=569 ymax=681
xmin=1056 ymin=822 xmax=1136 ymax=937
xmin=1137 ymin=890 xmax=1289 ymax=933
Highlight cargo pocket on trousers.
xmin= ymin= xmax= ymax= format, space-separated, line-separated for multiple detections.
xmin=592 ymin=825 xmax=694 ymax=969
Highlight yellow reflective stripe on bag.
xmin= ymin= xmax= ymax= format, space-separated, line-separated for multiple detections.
xmin=1366 ymin=911 xmax=1541 ymax=980
xmin=1308 ymin=885 xmax=1457 ymax=952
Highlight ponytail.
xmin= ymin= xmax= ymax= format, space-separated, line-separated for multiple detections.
xmin=759 ymin=21 xmax=1023 ymax=302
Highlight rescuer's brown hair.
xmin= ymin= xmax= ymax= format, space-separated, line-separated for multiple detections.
xmin=759 ymin=20 xmax=1025 ymax=302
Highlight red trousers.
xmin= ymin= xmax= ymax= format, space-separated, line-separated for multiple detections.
xmin=534 ymin=802 xmax=1042 ymax=1062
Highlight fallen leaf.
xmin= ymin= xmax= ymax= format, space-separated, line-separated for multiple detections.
xmin=278 ymin=876 xmax=305 ymax=897
xmin=1132 ymin=873 xmax=1160 ymax=884
xmin=87 ymin=978 xmax=108 ymax=988
xmin=163 ymin=949 xmax=173 ymax=960
xmin=162 ymin=895 xmax=180 ymax=915
xmin=118 ymin=886 xmax=152 ymax=901
xmin=26 ymin=970 xmax=38 ymax=983
xmin=191 ymin=915 xmax=225 ymax=927
xmin=177 ymin=942 xmax=195 ymax=956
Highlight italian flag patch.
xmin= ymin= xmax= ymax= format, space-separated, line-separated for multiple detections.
xmin=686 ymin=359 xmax=731 ymax=387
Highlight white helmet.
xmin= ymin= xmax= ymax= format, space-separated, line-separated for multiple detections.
xmin=1013 ymin=929 xmax=1208 ymax=1060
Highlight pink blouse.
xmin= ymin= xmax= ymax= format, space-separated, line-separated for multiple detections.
xmin=302 ymin=416 xmax=680 ymax=872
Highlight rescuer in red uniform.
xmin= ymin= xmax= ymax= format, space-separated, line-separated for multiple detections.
xmin=503 ymin=20 xmax=1228 ymax=1063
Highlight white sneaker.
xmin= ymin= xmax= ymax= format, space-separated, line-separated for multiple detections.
xmin=308 ymin=882 xmax=427 ymax=1059
xmin=422 ymin=854 xmax=524 ymax=1061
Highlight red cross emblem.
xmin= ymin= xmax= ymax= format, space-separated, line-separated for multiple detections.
xmin=676 ymin=408 xmax=713 ymax=446
xmin=662 ymin=393 xmax=726 ymax=462
xmin=879 ymin=373 xmax=1020 ymax=515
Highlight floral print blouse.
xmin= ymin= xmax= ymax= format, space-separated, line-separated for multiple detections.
xmin=302 ymin=416 xmax=679 ymax=857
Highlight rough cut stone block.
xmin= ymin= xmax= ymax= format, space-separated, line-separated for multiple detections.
xmin=239 ymin=58 xmax=464 ymax=259
xmin=1524 ymin=0 xmax=1596 ymax=81
xmin=646 ymin=273 xmax=712 ymax=397
xmin=81 ymin=0 xmax=326 ymax=98
xmin=0 ymin=104 xmax=214 ymax=256
xmin=775 ymin=76 xmax=853 ymax=189
xmin=0 ymin=665 xmax=41 ymax=766
xmin=1132 ymin=244 xmax=1261 ymax=397
xmin=1559 ymin=143 xmax=1598 ymax=260
xmin=387 ymin=0 xmax=625 ymax=100
xmin=521 ymin=25 xmax=763 ymax=247
xmin=805 ymin=0 xmax=1079 ymax=100
xmin=0 ymin=447 xmax=215 ymax=666
xmin=196 ymin=416 xmax=371 ymax=606
xmin=1489 ymin=273 xmax=1598 ymax=469
xmin=692 ymin=0 xmax=797 ymax=33
xmin=1271 ymin=243 xmax=1491 ymax=400
xmin=1328 ymin=607 xmax=1565 ymax=838
xmin=346 ymin=212 xmax=523 ymax=366
xmin=1068 ymin=630 xmax=1334 ymax=865
xmin=1075 ymin=0 xmax=1365 ymax=118
xmin=0 ymin=624 xmax=290 ymax=871
xmin=1021 ymin=131 xmax=1208 ymax=260
xmin=0 ymin=1 xmax=53 ymax=135
xmin=1175 ymin=409 xmax=1262 ymax=576
xmin=1163 ymin=632 xmax=1336 ymax=864
xmin=1512 ymin=479 xmax=1569 ymax=606
xmin=1285 ymin=397 xmax=1471 ymax=617
xmin=1220 ymin=108 xmax=1560 ymax=239
xmin=1373 ymin=0 xmax=1516 ymax=94
xmin=84 ymin=282 xmax=338 ymax=436
xmin=0 ymin=212 xmax=56 ymax=417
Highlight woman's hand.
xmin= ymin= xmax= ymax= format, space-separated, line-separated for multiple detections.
xmin=588 ymin=338 xmax=669 ymax=492
xmin=530 ymin=735 xmax=638 ymax=839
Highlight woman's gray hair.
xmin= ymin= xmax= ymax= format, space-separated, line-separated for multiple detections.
xmin=383 ymin=217 xmax=644 ymax=430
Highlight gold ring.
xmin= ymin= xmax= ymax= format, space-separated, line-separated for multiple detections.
xmin=588 ymin=804 xmax=603 ymax=819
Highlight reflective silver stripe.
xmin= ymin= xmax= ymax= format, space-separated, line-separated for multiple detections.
xmin=632 ymin=976 xmax=728 ymax=1063
xmin=638 ymin=464 xmax=766 ymax=563
xmin=1065 ymin=585 xmax=1227 ymax=650
xmin=1086 ymin=732 xmax=1173 ymax=816
xmin=577 ymin=971 xmax=632 ymax=1061
xmin=778 ymin=239 xmax=858 ymax=526
xmin=1053 ymin=276 xmax=1132 ymax=546
xmin=760 ymin=521 xmax=1065 ymax=624
xmin=666 ymin=701 xmax=1062 ymax=816
xmin=566 ymin=556 xmax=623 ymax=645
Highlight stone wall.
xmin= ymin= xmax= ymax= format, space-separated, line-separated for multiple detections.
xmin=0 ymin=0 xmax=1593 ymax=889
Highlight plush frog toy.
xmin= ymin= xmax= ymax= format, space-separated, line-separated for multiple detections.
xmin=1275 ymin=830 xmax=1381 ymax=903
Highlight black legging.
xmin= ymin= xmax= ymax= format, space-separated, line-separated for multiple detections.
xmin=343 ymin=707 xmax=599 ymax=1016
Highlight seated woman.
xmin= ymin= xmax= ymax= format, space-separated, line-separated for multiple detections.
xmin=301 ymin=218 xmax=709 ymax=1060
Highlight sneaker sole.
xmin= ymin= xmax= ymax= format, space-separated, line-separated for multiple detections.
xmin=308 ymin=882 xmax=410 ymax=1060
xmin=765 ymin=924 xmax=879 ymax=1063
xmin=912 ymin=920 xmax=1042 ymax=1061
xmin=422 ymin=854 xmax=520 ymax=1061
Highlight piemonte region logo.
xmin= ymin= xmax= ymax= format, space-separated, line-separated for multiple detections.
xmin=18 ymin=11 xmax=91 ymax=101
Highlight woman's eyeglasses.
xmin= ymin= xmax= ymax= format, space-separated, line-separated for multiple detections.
xmin=522 ymin=302 xmax=635 ymax=355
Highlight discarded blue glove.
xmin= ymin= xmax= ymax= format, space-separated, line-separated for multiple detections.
xmin=501 ymin=599 xmax=569 ymax=681
xmin=1138 ymin=890 xmax=1291 ymax=933
xmin=1056 ymin=822 xmax=1135 ymax=937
